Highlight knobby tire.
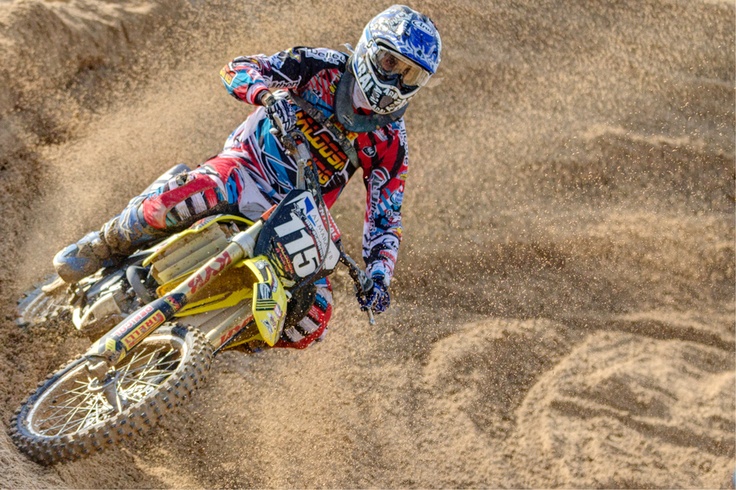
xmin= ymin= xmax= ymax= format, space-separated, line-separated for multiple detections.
xmin=9 ymin=325 xmax=212 ymax=464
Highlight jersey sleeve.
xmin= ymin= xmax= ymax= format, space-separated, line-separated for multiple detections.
xmin=219 ymin=47 xmax=347 ymax=105
xmin=360 ymin=121 xmax=409 ymax=286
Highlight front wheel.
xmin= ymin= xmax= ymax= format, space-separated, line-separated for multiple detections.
xmin=9 ymin=325 xmax=212 ymax=464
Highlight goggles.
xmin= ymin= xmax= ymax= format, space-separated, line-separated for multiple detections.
xmin=370 ymin=45 xmax=432 ymax=88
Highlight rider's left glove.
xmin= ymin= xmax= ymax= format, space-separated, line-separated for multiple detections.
xmin=263 ymin=92 xmax=297 ymax=135
xmin=357 ymin=273 xmax=391 ymax=314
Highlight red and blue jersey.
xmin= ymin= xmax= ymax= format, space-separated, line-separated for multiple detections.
xmin=219 ymin=47 xmax=409 ymax=284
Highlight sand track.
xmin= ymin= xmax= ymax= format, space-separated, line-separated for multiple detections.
xmin=0 ymin=0 xmax=733 ymax=487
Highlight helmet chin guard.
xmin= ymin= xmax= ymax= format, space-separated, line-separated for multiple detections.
xmin=335 ymin=65 xmax=406 ymax=133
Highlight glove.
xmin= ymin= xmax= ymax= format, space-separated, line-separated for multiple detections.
xmin=262 ymin=91 xmax=297 ymax=135
xmin=356 ymin=273 xmax=391 ymax=314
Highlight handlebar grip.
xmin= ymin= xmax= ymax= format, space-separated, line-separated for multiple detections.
xmin=258 ymin=90 xmax=275 ymax=107
xmin=360 ymin=275 xmax=374 ymax=296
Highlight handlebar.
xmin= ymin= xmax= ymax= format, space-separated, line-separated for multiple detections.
xmin=262 ymin=90 xmax=377 ymax=325
xmin=261 ymin=91 xmax=311 ymax=189
xmin=338 ymin=245 xmax=376 ymax=326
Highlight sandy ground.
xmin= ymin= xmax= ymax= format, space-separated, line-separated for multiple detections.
xmin=0 ymin=0 xmax=734 ymax=488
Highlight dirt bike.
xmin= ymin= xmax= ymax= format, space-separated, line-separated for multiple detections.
xmin=9 ymin=108 xmax=375 ymax=465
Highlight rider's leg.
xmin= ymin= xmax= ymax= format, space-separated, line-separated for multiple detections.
xmin=275 ymin=277 xmax=333 ymax=349
xmin=54 ymin=157 xmax=271 ymax=283
xmin=53 ymin=163 xmax=190 ymax=283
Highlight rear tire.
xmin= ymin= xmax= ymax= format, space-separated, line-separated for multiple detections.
xmin=9 ymin=325 xmax=212 ymax=464
xmin=16 ymin=275 xmax=69 ymax=327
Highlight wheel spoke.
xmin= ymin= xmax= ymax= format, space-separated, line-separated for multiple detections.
xmin=123 ymin=378 xmax=166 ymax=400
xmin=125 ymin=358 xmax=179 ymax=375
xmin=35 ymin=378 xmax=110 ymax=434
xmin=37 ymin=349 xmax=178 ymax=435
xmin=118 ymin=348 xmax=179 ymax=398
xmin=53 ymin=391 xmax=94 ymax=436
xmin=123 ymin=348 xmax=178 ymax=374
xmin=71 ymin=393 xmax=108 ymax=434
xmin=26 ymin=332 xmax=190 ymax=439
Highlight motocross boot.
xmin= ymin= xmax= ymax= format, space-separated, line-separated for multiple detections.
xmin=53 ymin=231 xmax=119 ymax=284
xmin=53 ymin=199 xmax=163 ymax=283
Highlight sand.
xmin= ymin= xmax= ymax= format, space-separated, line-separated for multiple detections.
xmin=0 ymin=0 xmax=733 ymax=487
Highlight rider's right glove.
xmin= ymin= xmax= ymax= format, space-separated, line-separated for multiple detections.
xmin=261 ymin=91 xmax=297 ymax=135
xmin=356 ymin=273 xmax=391 ymax=315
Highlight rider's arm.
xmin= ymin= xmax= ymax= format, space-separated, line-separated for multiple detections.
xmin=219 ymin=47 xmax=348 ymax=105
xmin=360 ymin=120 xmax=409 ymax=286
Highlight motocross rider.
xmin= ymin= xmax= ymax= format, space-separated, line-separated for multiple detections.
xmin=53 ymin=5 xmax=442 ymax=349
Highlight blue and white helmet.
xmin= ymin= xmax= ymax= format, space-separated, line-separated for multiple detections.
xmin=351 ymin=5 xmax=442 ymax=114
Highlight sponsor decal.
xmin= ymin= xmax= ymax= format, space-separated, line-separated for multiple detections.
xmin=412 ymin=20 xmax=434 ymax=36
xmin=327 ymin=212 xmax=342 ymax=242
xmin=121 ymin=310 xmax=166 ymax=349
xmin=289 ymin=192 xmax=325 ymax=237
xmin=269 ymin=79 xmax=301 ymax=89
xmin=265 ymin=309 xmax=284 ymax=334
xmin=374 ymin=127 xmax=388 ymax=142
xmin=294 ymin=114 xmax=348 ymax=185
xmin=112 ymin=304 xmax=154 ymax=339
xmin=256 ymin=302 xmax=277 ymax=312
xmin=255 ymin=282 xmax=278 ymax=311
xmin=219 ymin=325 xmax=242 ymax=346
xmin=261 ymin=318 xmax=274 ymax=336
xmin=356 ymin=57 xmax=375 ymax=94
xmin=220 ymin=66 xmax=235 ymax=86
xmin=286 ymin=48 xmax=302 ymax=62
xmin=268 ymin=53 xmax=284 ymax=70
xmin=163 ymin=295 xmax=183 ymax=310
xmin=368 ymin=168 xmax=391 ymax=224
xmin=257 ymin=283 xmax=272 ymax=300
xmin=273 ymin=241 xmax=295 ymax=275
xmin=187 ymin=251 xmax=233 ymax=294
xmin=303 ymin=48 xmax=347 ymax=65
xmin=256 ymin=260 xmax=275 ymax=287
xmin=391 ymin=190 xmax=404 ymax=207
xmin=219 ymin=315 xmax=254 ymax=346
xmin=311 ymin=198 xmax=332 ymax=252
xmin=105 ymin=338 xmax=118 ymax=354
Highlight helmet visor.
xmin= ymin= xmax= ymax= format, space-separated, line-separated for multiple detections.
xmin=371 ymin=46 xmax=431 ymax=88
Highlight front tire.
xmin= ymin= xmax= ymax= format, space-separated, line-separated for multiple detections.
xmin=9 ymin=325 xmax=212 ymax=464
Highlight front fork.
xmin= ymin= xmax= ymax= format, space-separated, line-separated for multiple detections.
xmin=83 ymin=221 xmax=263 ymax=388
xmin=86 ymin=367 xmax=127 ymax=412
